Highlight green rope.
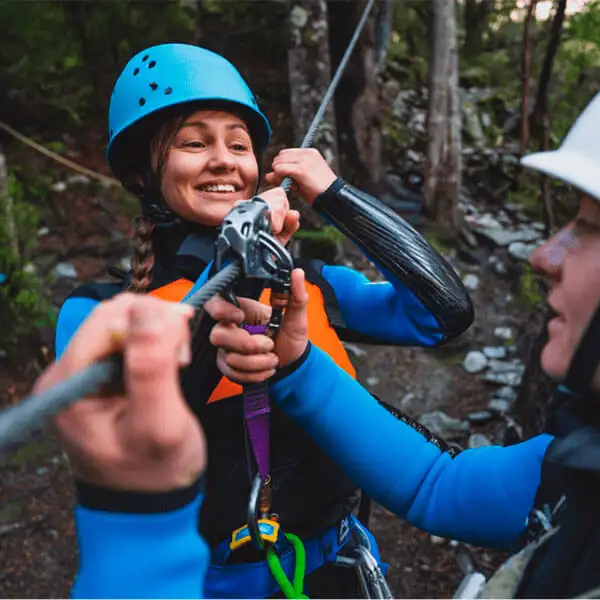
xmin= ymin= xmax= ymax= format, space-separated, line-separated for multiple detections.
xmin=287 ymin=533 xmax=306 ymax=594
xmin=266 ymin=533 xmax=308 ymax=599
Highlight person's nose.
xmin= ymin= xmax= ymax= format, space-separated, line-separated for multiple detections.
xmin=207 ymin=142 xmax=236 ymax=172
xmin=529 ymin=229 xmax=571 ymax=279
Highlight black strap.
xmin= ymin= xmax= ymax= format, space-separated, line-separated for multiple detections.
xmin=296 ymin=258 xmax=347 ymax=330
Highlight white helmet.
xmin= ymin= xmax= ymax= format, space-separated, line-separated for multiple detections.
xmin=521 ymin=92 xmax=600 ymax=204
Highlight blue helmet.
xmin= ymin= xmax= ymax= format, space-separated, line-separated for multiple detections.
xmin=107 ymin=43 xmax=271 ymax=180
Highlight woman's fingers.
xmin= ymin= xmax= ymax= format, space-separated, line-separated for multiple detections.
xmin=216 ymin=350 xmax=276 ymax=383
xmin=210 ymin=323 xmax=275 ymax=355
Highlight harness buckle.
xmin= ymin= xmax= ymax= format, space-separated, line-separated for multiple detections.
xmin=230 ymin=518 xmax=280 ymax=552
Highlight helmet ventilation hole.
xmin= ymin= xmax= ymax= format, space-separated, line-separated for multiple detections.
xmin=149 ymin=82 xmax=158 ymax=91
xmin=148 ymin=60 xmax=156 ymax=69
xmin=139 ymin=98 xmax=146 ymax=106
xmin=133 ymin=68 xmax=139 ymax=76
xmin=142 ymin=55 xmax=149 ymax=62
xmin=164 ymin=87 xmax=173 ymax=95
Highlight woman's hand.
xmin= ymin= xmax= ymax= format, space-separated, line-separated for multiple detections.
xmin=205 ymin=269 xmax=309 ymax=383
xmin=265 ymin=148 xmax=337 ymax=205
xmin=253 ymin=187 xmax=300 ymax=246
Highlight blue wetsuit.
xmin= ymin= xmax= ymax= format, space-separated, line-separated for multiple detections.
xmin=57 ymin=179 xmax=477 ymax=598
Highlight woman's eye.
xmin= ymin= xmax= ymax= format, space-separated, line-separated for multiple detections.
xmin=231 ymin=142 xmax=249 ymax=152
xmin=183 ymin=141 xmax=205 ymax=148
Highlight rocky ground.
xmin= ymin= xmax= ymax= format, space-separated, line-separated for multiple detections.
xmin=0 ymin=123 xmax=548 ymax=597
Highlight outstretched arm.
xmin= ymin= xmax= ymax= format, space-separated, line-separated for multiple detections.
xmin=271 ymin=345 xmax=552 ymax=547
xmin=45 ymin=294 xmax=210 ymax=598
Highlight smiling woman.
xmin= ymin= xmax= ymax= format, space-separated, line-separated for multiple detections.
xmin=53 ymin=42 xmax=476 ymax=600
xmin=156 ymin=111 xmax=260 ymax=226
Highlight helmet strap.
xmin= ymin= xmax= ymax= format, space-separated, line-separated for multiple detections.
xmin=564 ymin=302 xmax=600 ymax=396
xmin=139 ymin=166 xmax=181 ymax=228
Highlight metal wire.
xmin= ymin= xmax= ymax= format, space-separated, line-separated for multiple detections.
xmin=281 ymin=0 xmax=376 ymax=193
xmin=0 ymin=262 xmax=241 ymax=452
xmin=0 ymin=0 xmax=377 ymax=452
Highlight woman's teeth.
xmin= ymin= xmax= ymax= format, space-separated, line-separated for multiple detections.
xmin=199 ymin=184 xmax=236 ymax=193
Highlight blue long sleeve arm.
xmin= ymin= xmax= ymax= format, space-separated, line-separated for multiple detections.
xmin=54 ymin=264 xmax=212 ymax=359
xmin=314 ymin=179 xmax=474 ymax=345
xmin=73 ymin=492 xmax=209 ymax=599
xmin=271 ymin=346 xmax=553 ymax=547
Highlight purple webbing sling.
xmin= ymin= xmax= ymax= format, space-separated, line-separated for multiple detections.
xmin=242 ymin=324 xmax=270 ymax=482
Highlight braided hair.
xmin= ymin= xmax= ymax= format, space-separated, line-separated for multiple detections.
xmin=128 ymin=216 xmax=157 ymax=293
xmin=125 ymin=112 xmax=189 ymax=293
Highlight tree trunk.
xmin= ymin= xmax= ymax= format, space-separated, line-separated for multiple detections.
xmin=0 ymin=147 xmax=19 ymax=261
xmin=373 ymin=0 xmax=394 ymax=73
xmin=531 ymin=0 xmax=566 ymax=235
xmin=328 ymin=0 xmax=383 ymax=191
xmin=424 ymin=0 xmax=461 ymax=238
xmin=532 ymin=0 xmax=568 ymax=128
xmin=287 ymin=0 xmax=339 ymax=170
xmin=520 ymin=0 xmax=539 ymax=156
xmin=463 ymin=0 xmax=493 ymax=57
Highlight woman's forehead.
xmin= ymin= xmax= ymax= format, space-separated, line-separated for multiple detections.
xmin=182 ymin=109 xmax=249 ymax=130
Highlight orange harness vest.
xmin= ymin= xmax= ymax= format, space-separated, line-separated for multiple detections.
xmin=149 ymin=277 xmax=356 ymax=403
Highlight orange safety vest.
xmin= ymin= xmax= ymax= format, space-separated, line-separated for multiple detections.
xmin=149 ymin=277 xmax=356 ymax=403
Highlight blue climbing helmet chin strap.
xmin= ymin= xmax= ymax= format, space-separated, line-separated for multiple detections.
xmin=106 ymin=43 xmax=271 ymax=183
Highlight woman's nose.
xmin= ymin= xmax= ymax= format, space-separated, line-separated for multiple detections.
xmin=529 ymin=229 xmax=572 ymax=276
xmin=208 ymin=144 xmax=235 ymax=171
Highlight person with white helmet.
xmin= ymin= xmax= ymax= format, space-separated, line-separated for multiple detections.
xmin=54 ymin=43 xmax=477 ymax=598
xmin=206 ymin=93 xmax=600 ymax=598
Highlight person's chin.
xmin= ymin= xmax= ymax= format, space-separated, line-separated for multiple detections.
xmin=540 ymin=340 xmax=569 ymax=382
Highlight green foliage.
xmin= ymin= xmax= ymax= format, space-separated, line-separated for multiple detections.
xmin=293 ymin=225 xmax=345 ymax=245
xmin=517 ymin=263 xmax=544 ymax=309
xmin=424 ymin=230 xmax=452 ymax=255
xmin=551 ymin=1 xmax=600 ymax=143
xmin=506 ymin=181 xmax=542 ymax=218
xmin=0 ymin=439 xmax=57 ymax=469
xmin=0 ymin=172 xmax=56 ymax=350
xmin=0 ymin=1 xmax=196 ymax=127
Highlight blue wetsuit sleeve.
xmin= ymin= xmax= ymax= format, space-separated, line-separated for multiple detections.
xmin=271 ymin=346 xmax=553 ymax=547
xmin=55 ymin=297 xmax=100 ymax=359
xmin=321 ymin=264 xmax=443 ymax=346
xmin=72 ymin=493 xmax=209 ymax=599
